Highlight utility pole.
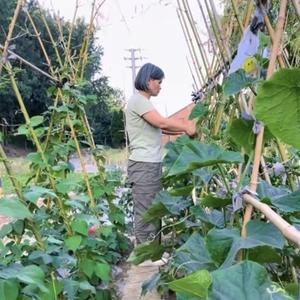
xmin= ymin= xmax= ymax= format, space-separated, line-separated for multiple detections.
xmin=124 ymin=48 xmax=143 ymax=94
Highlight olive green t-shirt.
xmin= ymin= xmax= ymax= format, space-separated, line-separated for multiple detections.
xmin=125 ymin=93 xmax=162 ymax=162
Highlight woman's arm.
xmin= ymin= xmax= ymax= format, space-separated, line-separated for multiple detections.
xmin=142 ymin=109 xmax=196 ymax=136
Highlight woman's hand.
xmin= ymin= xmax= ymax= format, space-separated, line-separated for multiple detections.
xmin=185 ymin=120 xmax=196 ymax=137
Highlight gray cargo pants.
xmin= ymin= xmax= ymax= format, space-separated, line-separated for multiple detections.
xmin=127 ymin=160 xmax=162 ymax=245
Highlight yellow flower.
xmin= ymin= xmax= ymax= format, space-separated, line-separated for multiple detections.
xmin=243 ymin=57 xmax=257 ymax=74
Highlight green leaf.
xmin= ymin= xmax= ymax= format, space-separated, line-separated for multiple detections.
xmin=79 ymin=259 xmax=94 ymax=279
xmin=30 ymin=115 xmax=44 ymax=127
xmin=271 ymin=189 xmax=300 ymax=213
xmin=254 ymin=68 xmax=300 ymax=150
xmin=0 ymin=280 xmax=19 ymax=300
xmin=169 ymin=185 xmax=194 ymax=196
xmin=56 ymin=178 xmax=81 ymax=194
xmin=65 ymin=235 xmax=82 ymax=252
xmin=127 ymin=240 xmax=165 ymax=265
xmin=78 ymin=281 xmax=96 ymax=294
xmin=227 ymin=118 xmax=255 ymax=155
xmin=71 ymin=219 xmax=88 ymax=236
xmin=189 ymin=102 xmax=208 ymax=120
xmin=207 ymin=227 xmax=240 ymax=265
xmin=167 ymin=141 xmax=243 ymax=177
xmin=24 ymin=186 xmax=57 ymax=204
xmin=223 ymin=69 xmax=256 ymax=96
xmin=221 ymin=220 xmax=285 ymax=268
xmin=248 ymin=246 xmax=281 ymax=264
xmin=209 ymin=261 xmax=292 ymax=299
xmin=0 ymin=265 xmax=47 ymax=292
xmin=39 ymin=280 xmax=63 ymax=300
xmin=144 ymin=191 xmax=191 ymax=223
xmin=94 ymin=263 xmax=111 ymax=282
xmin=0 ymin=198 xmax=32 ymax=220
xmin=141 ymin=273 xmax=161 ymax=296
xmin=168 ymin=269 xmax=212 ymax=298
xmin=174 ymin=232 xmax=213 ymax=273
xmin=16 ymin=125 xmax=29 ymax=136
xmin=201 ymin=194 xmax=232 ymax=209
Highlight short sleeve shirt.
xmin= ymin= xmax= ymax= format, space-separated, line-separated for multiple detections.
xmin=125 ymin=93 xmax=162 ymax=162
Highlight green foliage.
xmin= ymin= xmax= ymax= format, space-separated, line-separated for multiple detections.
xmin=223 ymin=69 xmax=257 ymax=96
xmin=168 ymin=269 xmax=212 ymax=298
xmin=254 ymin=68 xmax=300 ymax=150
xmin=165 ymin=140 xmax=243 ymax=177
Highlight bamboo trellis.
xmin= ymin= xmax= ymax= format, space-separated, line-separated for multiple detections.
xmin=0 ymin=0 xmax=107 ymax=238
xmin=177 ymin=0 xmax=300 ymax=249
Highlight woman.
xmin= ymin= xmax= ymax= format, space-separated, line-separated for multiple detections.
xmin=126 ymin=63 xmax=195 ymax=245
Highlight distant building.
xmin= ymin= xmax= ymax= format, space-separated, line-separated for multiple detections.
xmin=162 ymin=103 xmax=195 ymax=145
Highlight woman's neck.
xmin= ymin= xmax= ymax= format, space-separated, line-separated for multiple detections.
xmin=139 ymin=90 xmax=151 ymax=99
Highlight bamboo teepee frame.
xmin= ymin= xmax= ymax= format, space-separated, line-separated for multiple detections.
xmin=0 ymin=0 xmax=107 ymax=238
xmin=176 ymin=0 xmax=300 ymax=248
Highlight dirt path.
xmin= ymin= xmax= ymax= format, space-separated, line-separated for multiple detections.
xmin=121 ymin=264 xmax=161 ymax=300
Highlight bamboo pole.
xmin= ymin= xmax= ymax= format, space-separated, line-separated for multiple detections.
xmin=241 ymin=0 xmax=288 ymax=239
xmin=207 ymin=0 xmax=232 ymax=62
xmin=66 ymin=114 xmax=95 ymax=207
xmin=186 ymin=56 xmax=199 ymax=91
xmin=25 ymin=9 xmax=54 ymax=74
xmin=0 ymin=0 xmax=24 ymax=75
xmin=177 ymin=9 xmax=203 ymax=86
xmin=230 ymin=0 xmax=244 ymax=32
xmin=243 ymin=0 xmax=254 ymax=28
xmin=196 ymin=0 xmax=222 ymax=68
xmin=243 ymin=194 xmax=300 ymax=248
xmin=203 ymin=0 xmax=229 ymax=70
xmin=177 ymin=4 xmax=205 ymax=85
xmin=0 ymin=44 xmax=58 ymax=82
xmin=38 ymin=5 xmax=63 ymax=69
xmin=182 ymin=0 xmax=210 ymax=78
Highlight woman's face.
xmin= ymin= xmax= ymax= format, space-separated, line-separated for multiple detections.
xmin=147 ymin=79 xmax=162 ymax=97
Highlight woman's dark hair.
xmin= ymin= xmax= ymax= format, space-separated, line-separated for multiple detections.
xmin=134 ymin=63 xmax=164 ymax=91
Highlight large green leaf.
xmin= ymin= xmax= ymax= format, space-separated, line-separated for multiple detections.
xmin=257 ymin=181 xmax=289 ymax=203
xmin=0 ymin=198 xmax=32 ymax=220
xmin=174 ymin=232 xmax=214 ymax=273
xmin=190 ymin=206 xmax=226 ymax=228
xmin=207 ymin=228 xmax=240 ymax=265
xmin=189 ymin=102 xmax=208 ymax=120
xmin=254 ymin=68 xmax=300 ymax=150
xmin=271 ymin=190 xmax=300 ymax=213
xmin=164 ymin=135 xmax=192 ymax=174
xmin=127 ymin=240 xmax=165 ymax=265
xmin=168 ymin=269 xmax=212 ymax=298
xmin=221 ymin=220 xmax=284 ymax=268
xmin=209 ymin=261 xmax=292 ymax=299
xmin=0 ymin=280 xmax=19 ymax=300
xmin=167 ymin=141 xmax=243 ymax=177
xmin=223 ymin=69 xmax=257 ymax=96
xmin=144 ymin=191 xmax=191 ymax=223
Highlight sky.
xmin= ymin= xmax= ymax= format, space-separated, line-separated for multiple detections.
xmin=39 ymin=0 xmax=217 ymax=116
